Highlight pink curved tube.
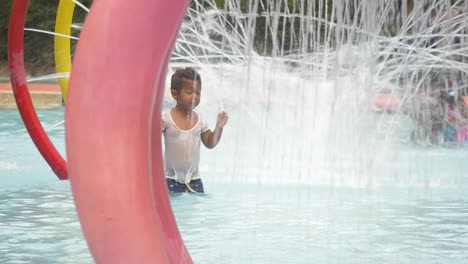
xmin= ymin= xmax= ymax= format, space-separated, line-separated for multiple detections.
xmin=65 ymin=0 xmax=191 ymax=263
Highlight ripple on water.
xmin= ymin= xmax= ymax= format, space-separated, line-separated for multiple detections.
xmin=0 ymin=186 xmax=91 ymax=263
xmin=0 ymin=183 xmax=467 ymax=264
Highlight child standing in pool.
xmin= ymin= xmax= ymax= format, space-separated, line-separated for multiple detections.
xmin=161 ymin=68 xmax=228 ymax=193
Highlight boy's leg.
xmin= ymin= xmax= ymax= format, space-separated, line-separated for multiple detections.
xmin=188 ymin=179 xmax=204 ymax=193
xmin=166 ymin=178 xmax=187 ymax=193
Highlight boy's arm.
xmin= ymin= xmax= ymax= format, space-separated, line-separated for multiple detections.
xmin=201 ymin=112 xmax=228 ymax=149
xmin=161 ymin=116 xmax=166 ymax=133
xmin=201 ymin=127 xmax=224 ymax=149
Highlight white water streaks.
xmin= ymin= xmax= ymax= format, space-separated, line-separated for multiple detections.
xmin=19 ymin=0 xmax=468 ymax=186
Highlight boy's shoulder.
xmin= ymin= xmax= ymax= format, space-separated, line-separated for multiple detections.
xmin=162 ymin=110 xmax=203 ymax=116
xmin=194 ymin=111 xmax=203 ymax=118
xmin=162 ymin=111 xmax=170 ymax=121
xmin=162 ymin=110 xmax=206 ymax=127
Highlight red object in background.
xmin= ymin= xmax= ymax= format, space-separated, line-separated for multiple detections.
xmin=373 ymin=93 xmax=401 ymax=111
xmin=8 ymin=0 xmax=67 ymax=180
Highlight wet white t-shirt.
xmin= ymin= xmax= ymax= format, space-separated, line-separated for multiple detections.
xmin=162 ymin=111 xmax=210 ymax=183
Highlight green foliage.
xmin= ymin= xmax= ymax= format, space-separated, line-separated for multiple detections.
xmin=190 ymin=0 xmax=335 ymax=56
xmin=1 ymin=0 xmax=462 ymax=75
xmin=0 ymin=0 xmax=349 ymax=72
xmin=0 ymin=0 xmax=13 ymax=62
xmin=0 ymin=0 xmax=92 ymax=76
xmin=24 ymin=0 xmax=59 ymax=74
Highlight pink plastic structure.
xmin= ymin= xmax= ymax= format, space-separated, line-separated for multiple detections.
xmin=66 ymin=0 xmax=192 ymax=263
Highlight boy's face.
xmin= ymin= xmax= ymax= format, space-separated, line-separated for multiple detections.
xmin=172 ymin=79 xmax=201 ymax=111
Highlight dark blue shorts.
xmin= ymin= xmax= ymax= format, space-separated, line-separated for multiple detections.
xmin=166 ymin=178 xmax=205 ymax=193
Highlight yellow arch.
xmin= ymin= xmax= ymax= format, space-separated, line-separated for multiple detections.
xmin=54 ymin=0 xmax=76 ymax=101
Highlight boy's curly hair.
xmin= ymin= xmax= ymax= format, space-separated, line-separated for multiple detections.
xmin=170 ymin=67 xmax=201 ymax=92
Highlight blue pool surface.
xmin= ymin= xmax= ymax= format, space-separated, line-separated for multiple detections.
xmin=1 ymin=108 xmax=468 ymax=263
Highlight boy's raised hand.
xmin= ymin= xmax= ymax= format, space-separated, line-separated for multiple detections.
xmin=216 ymin=111 xmax=229 ymax=129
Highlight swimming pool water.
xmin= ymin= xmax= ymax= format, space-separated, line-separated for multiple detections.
xmin=1 ymin=108 xmax=468 ymax=263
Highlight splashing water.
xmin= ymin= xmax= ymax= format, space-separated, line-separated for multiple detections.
xmin=16 ymin=0 xmax=468 ymax=185
xmin=3 ymin=1 xmax=468 ymax=263
xmin=160 ymin=0 xmax=468 ymax=188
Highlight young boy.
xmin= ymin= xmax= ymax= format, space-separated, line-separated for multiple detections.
xmin=161 ymin=68 xmax=228 ymax=193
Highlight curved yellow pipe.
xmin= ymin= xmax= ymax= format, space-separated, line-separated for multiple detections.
xmin=54 ymin=0 xmax=75 ymax=101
